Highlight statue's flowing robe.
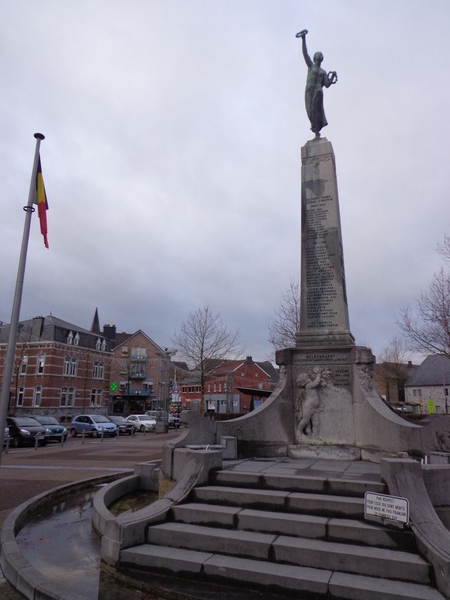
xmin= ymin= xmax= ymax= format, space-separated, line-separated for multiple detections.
xmin=305 ymin=65 xmax=328 ymax=134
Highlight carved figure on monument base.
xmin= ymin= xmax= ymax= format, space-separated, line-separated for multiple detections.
xmin=295 ymin=367 xmax=332 ymax=442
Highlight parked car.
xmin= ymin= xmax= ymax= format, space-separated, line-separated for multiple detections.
xmin=34 ymin=416 xmax=68 ymax=442
xmin=70 ymin=415 xmax=118 ymax=437
xmin=168 ymin=415 xmax=181 ymax=429
xmin=145 ymin=410 xmax=180 ymax=428
xmin=7 ymin=416 xmax=48 ymax=447
xmin=107 ymin=415 xmax=136 ymax=436
xmin=126 ymin=414 xmax=156 ymax=432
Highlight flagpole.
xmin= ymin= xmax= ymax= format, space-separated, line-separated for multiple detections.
xmin=0 ymin=133 xmax=45 ymax=464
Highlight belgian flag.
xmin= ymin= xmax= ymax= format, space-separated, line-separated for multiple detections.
xmin=35 ymin=156 xmax=49 ymax=248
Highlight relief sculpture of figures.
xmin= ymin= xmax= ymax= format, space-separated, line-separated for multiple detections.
xmin=296 ymin=29 xmax=338 ymax=137
xmin=295 ymin=367 xmax=332 ymax=441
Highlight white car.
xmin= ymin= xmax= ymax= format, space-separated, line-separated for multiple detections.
xmin=126 ymin=414 xmax=156 ymax=432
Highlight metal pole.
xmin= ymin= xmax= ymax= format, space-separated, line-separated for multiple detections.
xmin=0 ymin=134 xmax=44 ymax=465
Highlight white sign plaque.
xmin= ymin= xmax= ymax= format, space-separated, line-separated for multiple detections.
xmin=364 ymin=492 xmax=409 ymax=525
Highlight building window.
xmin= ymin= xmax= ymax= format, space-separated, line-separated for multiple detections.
xmin=413 ymin=389 xmax=417 ymax=397
xmin=446 ymin=389 xmax=449 ymax=396
xmin=218 ymin=383 xmax=222 ymax=392
xmin=91 ymin=389 xmax=102 ymax=406
xmin=101 ymin=339 xmax=106 ymax=351
xmin=93 ymin=361 xmax=104 ymax=379
xmin=131 ymin=347 xmax=146 ymax=358
xmin=74 ymin=332 xmax=80 ymax=346
xmin=20 ymin=356 xmax=28 ymax=375
xmin=207 ymin=384 xmax=210 ymax=393
xmin=255 ymin=372 xmax=258 ymax=377
xmin=241 ymin=371 xmax=245 ymax=377
xmin=67 ymin=331 xmax=73 ymax=344
xmin=33 ymin=385 xmax=42 ymax=406
xmin=214 ymin=383 xmax=217 ymax=392
xmin=418 ymin=389 xmax=422 ymax=397
xmin=17 ymin=386 xmax=24 ymax=406
xmin=96 ymin=338 xmax=101 ymax=350
xmin=60 ymin=386 xmax=75 ymax=407
xmin=64 ymin=356 xmax=77 ymax=376
xmin=36 ymin=354 xmax=45 ymax=374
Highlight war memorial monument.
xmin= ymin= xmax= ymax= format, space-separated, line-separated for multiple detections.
xmin=2 ymin=30 xmax=450 ymax=600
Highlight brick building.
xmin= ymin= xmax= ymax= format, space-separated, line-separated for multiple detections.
xmin=0 ymin=315 xmax=111 ymax=421
xmin=179 ymin=356 xmax=278 ymax=413
xmin=107 ymin=329 xmax=169 ymax=415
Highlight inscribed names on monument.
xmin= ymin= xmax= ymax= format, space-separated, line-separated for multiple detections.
xmin=298 ymin=138 xmax=354 ymax=346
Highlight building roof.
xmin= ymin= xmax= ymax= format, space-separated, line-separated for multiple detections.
xmin=404 ymin=354 xmax=450 ymax=387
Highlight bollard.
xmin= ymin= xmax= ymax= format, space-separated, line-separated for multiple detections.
xmin=100 ymin=429 xmax=104 ymax=442
xmin=60 ymin=432 xmax=65 ymax=448
xmin=82 ymin=430 xmax=85 ymax=444
xmin=4 ymin=438 xmax=10 ymax=454
xmin=35 ymin=434 xmax=41 ymax=451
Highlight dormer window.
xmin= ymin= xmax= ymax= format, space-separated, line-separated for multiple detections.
xmin=74 ymin=332 xmax=80 ymax=346
xmin=67 ymin=331 xmax=73 ymax=344
xmin=101 ymin=339 xmax=106 ymax=351
xmin=96 ymin=338 xmax=101 ymax=350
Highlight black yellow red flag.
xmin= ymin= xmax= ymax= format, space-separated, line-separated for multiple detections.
xmin=34 ymin=156 xmax=49 ymax=248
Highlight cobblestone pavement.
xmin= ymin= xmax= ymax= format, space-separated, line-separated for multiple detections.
xmin=0 ymin=431 xmax=179 ymax=599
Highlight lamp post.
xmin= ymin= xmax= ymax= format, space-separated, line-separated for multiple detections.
xmin=156 ymin=348 xmax=177 ymax=429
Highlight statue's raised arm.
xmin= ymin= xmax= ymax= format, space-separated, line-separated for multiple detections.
xmin=296 ymin=29 xmax=338 ymax=137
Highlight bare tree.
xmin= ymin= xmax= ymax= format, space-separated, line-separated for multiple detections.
xmin=267 ymin=280 xmax=300 ymax=354
xmin=397 ymin=267 xmax=450 ymax=359
xmin=172 ymin=305 xmax=242 ymax=413
xmin=437 ymin=233 xmax=450 ymax=263
xmin=376 ymin=336 xmax=412 ymax=403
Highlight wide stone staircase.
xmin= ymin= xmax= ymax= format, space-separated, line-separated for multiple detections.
xmin=120 ymin=459 xmax=446 ymax=600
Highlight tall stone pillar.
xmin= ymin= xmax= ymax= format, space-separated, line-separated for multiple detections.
xmin=296 ymin=137 xmax=354 ymax=348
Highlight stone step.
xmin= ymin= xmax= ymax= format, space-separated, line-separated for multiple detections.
xmin=212 ymin=469 xmax=387 ymax=497
xmin=147 ymin=521 xmax=276 ymax=560
xmin=120 ymin=546 xmax=445 ymax=600
xmin=146 ymin=522 xmax=429 ymax=583
xmin=172 ymin=503 xmax=414 ymax=550
xmin=192 ymin=485 xmax=365 ymax=518
xmin=273 ymin=535 xmax=430 ymax=584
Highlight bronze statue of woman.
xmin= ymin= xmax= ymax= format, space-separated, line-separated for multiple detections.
xmin=296 ymin=30 xmax=337 ymax=137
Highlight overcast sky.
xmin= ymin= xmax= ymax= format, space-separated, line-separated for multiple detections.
xmin=1 ymin=0 xmax=449 ymax=364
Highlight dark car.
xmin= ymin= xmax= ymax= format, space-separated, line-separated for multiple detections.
xmin=107 ymin=415 xmax=136 ymax=436
xmin=168 ymin=415 xmax=181 ymax=429
xmin=70 ymin=415 xmax=118 ymax=437
xmin=7 ymin=416 xmax=48 ymax=447
xmin=33 ymin=416 xmax=68 ymax=442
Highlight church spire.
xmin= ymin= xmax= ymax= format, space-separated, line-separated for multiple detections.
xmin=91 ymin=307 xmax=100 ymax=334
